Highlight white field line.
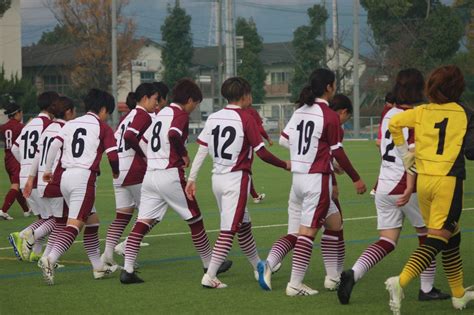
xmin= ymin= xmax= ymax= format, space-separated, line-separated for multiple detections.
xmin=1 ymin=207 xmax=473 ymax=251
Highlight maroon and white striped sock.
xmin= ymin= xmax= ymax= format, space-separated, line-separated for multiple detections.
xmin=352 ymin=237 xmax=396 ymax=281
xmin=321 ymin=229 xmax=345 ymax=279
xmin=238 ymin=222 xmax=260 ymax=269
xmin=289 ymin=235 xmax=315 ymax=287
xmin=83 ymin=224 xmax=102 ymax=270
xmin=48 ymin=225 xmax=80 ymax=265
xmin=43 ymin=217 xmax=67 ymax=258
xmin=104 ymin=212 xmax=133 ymax=259
xmin=20 ymin=218 xmax=46 ymax=238
xmin=267 ymin=234 xmax=297 ymax=270
xmin=418 ymin=233 xmax=436 ymax=293
xmin=124 ymin=221 xmax=151 ymax=273
xmin=32 ymin=236 xmax=47 ymax=255
xmin=206 ymin=231 xmax=235 ymax=278
xmin=33 ymin=217 xmax=56 ymax=240
xmin=188 ymin=219 xmax=212 ymax=268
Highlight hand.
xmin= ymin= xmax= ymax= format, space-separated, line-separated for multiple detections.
xmin=268 ymin=139 xmax=274 ymax=146
xmin=353 ymin=179 xmax=367 ymax=194
xmin=332 ymin=185 xmax=339 ymax=201
xmin=185 ymin=181 xmax=196 ymax=200
xmin=43 ymin=172 xmax=53 ymax=184
xmin=23 ymin=178 xmax=34 ymax=198
xmin=285 ymin=160 xmax=291 ymax=171
xmin=113 ymin=172 xmax=119 ymax=179
xmin=333 ymin=161 xmax=345 ymax=175
xmin=396 ymin=187 xmax=413 ymax=207
xmin=397 ymin=144 xmax=417 ymax=175
xmin=182 ymin=156 xmax=190 ymax=169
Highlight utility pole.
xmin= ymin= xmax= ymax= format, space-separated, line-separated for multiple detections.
xmin=321 ymin=0 xmax=327 ymax=66
xmin=352 ymin=0 xmax=360 ymax=138
xmin=224 ymin=0 xmax=235 ymax=79
xmin=217 ymin=0 xmax=223 ymax=107
xmin=332 ymin=0 xmax=340 ymax=88
xmin=111 ymin=0 xmax=118 ymax=126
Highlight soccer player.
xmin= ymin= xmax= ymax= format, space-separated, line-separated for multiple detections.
xmin=102 ymin=83 xmax=158 ymax=266
xmin=8 ymin=92 xmax=58 ymax=261
xmin=375 ymin=92 xmax=396 ymax=147
xmin=185 ymin=77 xmax=290 ymax=289
xmin=39 ymin=89 xmax=120 ymax=285
xmin=0 ymin=102 xmax=30 ymax=219
xmin=337 ymin=69 xmax=449 ymax=305
xmin=246 ymin=104 xmax=273 ymax=203
xmin=257 ymin=69 xmax=366 ymax=296
xmin=120 ymin=79 xmax=231 ymax=284
xmin=153 ymin=81 xmax=170 ymax=112
xmin=22 ymin=96 xmax=76 ymax=264
xmin=385 ymin=65 xmax=474 ymax=313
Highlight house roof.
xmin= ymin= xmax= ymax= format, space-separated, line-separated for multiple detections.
xmin=22 ymin=44 xmax=78 ymax=67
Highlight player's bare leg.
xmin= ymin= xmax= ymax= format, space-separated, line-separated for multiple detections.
xmin=322 ymin=211 xmax=344 ymax=291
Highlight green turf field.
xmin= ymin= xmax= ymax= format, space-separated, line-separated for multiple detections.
xmin=0 ymin=141 xmax=473 ymax=314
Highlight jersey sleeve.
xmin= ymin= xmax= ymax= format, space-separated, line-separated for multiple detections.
xmin=127 ymin=111 xmax=151 ymax=136
xmin=170 ymin=112 xmax=189 ymax=137
xmin=169 ymin=113 xmax=189 ymax=157
xmin=464 ymin=107 xmax=474 ymax=160
xmin=327 ymin=112 xmax=342 ymax=152
xmin=197 ymin=120 xmax=211 ymax=147
xmin=389 ymin=107 xmax=417 ymax=146
xmin=101 ymin=123 xmax=118 ymax=154
xmin=244 ymin=114 xmax=265 ymax=151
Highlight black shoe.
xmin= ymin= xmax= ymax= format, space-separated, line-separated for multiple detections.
xmin=418 ymin=287 xmax=450 ymax=301
xmin=203 ymin=260 xmax=233 ymax=275
xmin=337 ymin=269 xmax=356 ymax=305
xmin=120 ymin=269 xmax=144 ymax=284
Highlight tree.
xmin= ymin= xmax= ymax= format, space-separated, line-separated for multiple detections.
xmin=38 ymin=24 xmax=76 ymax=45
xmin=161 ymin=3 xmax=193 ymax=88
xmin=0 ymin=67 xmax=37 ymax=115
xmin=46 ymin=0 xmax=143 ymax=96
xmin=0 ymin=0 xmax=12 ymax=17
xmin=236 ymin=17 xmax=266 ymax=104
xmin=290 ymin=4 xmax=328 ymax=100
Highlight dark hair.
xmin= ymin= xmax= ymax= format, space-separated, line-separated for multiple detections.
xmin=52 ymin=96 xmax=75 ymax=119
xmin=83 ymin=89 xmax=115 ymax=114
xmin=310 ymin=68 xmax=336 ymax=98
xmin=4 ymin=102 xmax=21 ymax=118
xmin=330 ymin=94 xmax=353 ymax=114
xmin=385 ymin=92 xmax=396 ymax=104
xmin=37 ymin=91 xmax=60 ymax=111
xmin=221 ymin=77 xmax=251 ymax=103
xmin=171 ymin=78 xmax=203 ymax=105
xmin=426 ymin=65 xmax=465 ymax=104
xmin=126 ymin=83 xmax=158 ymax=110
xmin=392 ymin=68 xmax=424 ymax=105
xmin=295 ymin=85 xmax=315 ymax=108
xmin=153 ymin=81 xmax=170 ymax=102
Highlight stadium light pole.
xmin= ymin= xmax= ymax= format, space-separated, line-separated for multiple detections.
xmin=352 ymin=0 xmax=360 ymax=138
xmin=224 ymin=0 xmax=235 ymax=79
xmin=217 ymin=0 xmax=223 ymax=108
xmin=111 ymin=0 xmax=119 ymax=126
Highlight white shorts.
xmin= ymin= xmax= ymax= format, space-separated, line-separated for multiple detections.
xmin=114 ymin=184 xmax=141 ymax=210
xmin=138 ymin=168 xmax=200 ymax=221
xmin=60 ymin=168 xmax=97 ymax=221
xmin=28 ymin=189 xmax=49 ymax=219
xmin=42 ymin=197 xmax=66 ymax=218
xmin=376 ymin=193 xmax=425 ymax=230
xmin=212 ymin=171 xmax=251 ymax=232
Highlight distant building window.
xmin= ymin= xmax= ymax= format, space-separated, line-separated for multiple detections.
xmin=271 ymin=72 xmax=290 ymax=84
xmin=43 ymin=74 xmax=70 ymax=94
xmin=140 ymin=71 xmax=155 ymax=83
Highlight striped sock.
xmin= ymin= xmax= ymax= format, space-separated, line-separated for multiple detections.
xmin=352 ymin=237 xmax=396 ymax=282
xmin=83 ymin=224 xmax=102 ymax=270
xmin=399 ymin=237 xmax=446 ymax=288
xmin=442 ymin=233 xmax=464 ymax=298
xmin=289 ymin=235 xmax=314 ymax=287
xmin=32 ymin=236 xmax=46 ymax=255
xmin=238 ymin=222 xmax=260 ymax=269
xmin=266 ymin=234 xmax=297 ymax=270
xmin=34 ymin=217 xmax=56 ymax=240
xmin=43 ymin=217 xmax=67 ymax=258
xmin=189 ymin=219 xmax=212 ymax=268
xmin=20 ymin=218 xmax=46 ymax=238
xmin=207 ymin=231 xmax=235 ymax=278
xmin=321 ymin=229 xmax=345 ymax=279
xmin=104 ymin=212 xmax=133 ymax=260
xmin=48 ymin=225 xmax=80 ymax=265
xmin=124 ymin=221 xmax=151 ymax=273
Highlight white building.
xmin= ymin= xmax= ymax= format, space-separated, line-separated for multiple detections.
xmin=0 ymin=0 xmax=22 ymax=78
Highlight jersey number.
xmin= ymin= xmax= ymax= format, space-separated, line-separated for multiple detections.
xmin=150 ymin=121 xmax=162 ymax=152
xmin=20 ymin=130 xmax=39 ymax=159
xmin=117 ymin=122 xmax=132 ymax=153
xmin=72 ymin=128 xmax=87 ymax=158
xmin=40 ymin=137 xmax=55 ymax=166
xmin=382 ymin=130 xmax=396 ymax=162
xmin=5 ymin=130 xmax=13 ymax=149
xmin=296 ymin=120 xmax=314 ymax=155
xmin=211 ymin=125 xmax=236 ymax=160
xmin=434 ymin=118 xmax=448 ymax=155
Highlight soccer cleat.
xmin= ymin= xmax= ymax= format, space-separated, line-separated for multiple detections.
xmin=29 ymin=251 xmax=43 ymax=263
xmin=37 ymin=259 xmax=64 ymax=269
xmin=8 ymin=232 xmax=23 ymax=260
xmin=257 ymin=260 xmax=272 ymax=291
xmin=39 ymin=256 xmax=55 ymax=285
xmin=21 ymin=229 xmax=34 ymax=261
xmin=369 ymin=189 xmax=376 ymax=198
xmin=418 ymin=287 xmax=450 ymax=301
xmin=23 ymin=210 xmax=32 ymax=217
xmin=201 ymin=273 xmax=227 ymax=289
xmin=286 ymin=283 xmax=319 ymax=296
xmin=120 ymin=269 xmax=144 ymax=284
xmin=204 ymin=259 xmax=233 ymax=275
xmin=253 ymin=193 xmax=266 ymax=204
xmin=324 ymin=275 xmax=340 ymax=291
xmin=114 ymin=240 xmax=126 ymax=256
xmin=0 ymin=210 xmax=13 ymax=220
xmin=100 ymin=253 xmax=118 ymax=267
xmin=338 ymin=269 xmax=356 ymax=305
xmin=385 ymin=276 xmax=404 ymax=315
xmin=93 ymin=263 xmax=119 ymax=280
xmin=452 ymin=286 xmax=474 ymax=310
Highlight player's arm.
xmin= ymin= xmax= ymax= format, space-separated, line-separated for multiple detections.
xmin=389 ymin=109 xmax=417 ymax=174
xmin=23 ymin=151 xmax=40 ymax=198
xmin=11 ymin=141 xmax=21 ymax=162
xmin=102 ymin=124 xmax=120 ymax=178
xmin=464 ymin=109 xmax=474 ymax=160
xmin=44 ymin=137 xmax=63 ymax=183
xmin=123 ymin=114 xmax=150 ymax=158
xmin=185 ymin=144 xmax=208 ymax=200
xmin=169 ymin=114 xmax=189 ymax=167
xmin=396 ymin=172 xmax=415 ymax=207
xmin=279 ymin=131 xmax=289 ymax=149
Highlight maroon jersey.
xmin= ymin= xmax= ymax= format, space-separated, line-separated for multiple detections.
xmin=0 ymin=119 xmax=23 ymax=182
xmin=377 ymin=104 xmax=393 ymax=140
xmin=247 ymin=106 xmax=270 ymax=141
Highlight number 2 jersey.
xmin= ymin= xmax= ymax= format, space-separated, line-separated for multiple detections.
xmin=0 ymin=118 xmax=24 ymax=176
xmin=377 ymin=107 xmax=414 ymax=195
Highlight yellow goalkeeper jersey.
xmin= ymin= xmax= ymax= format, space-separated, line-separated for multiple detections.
xmin=389 ymin=102 xmax=474 ymax=179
